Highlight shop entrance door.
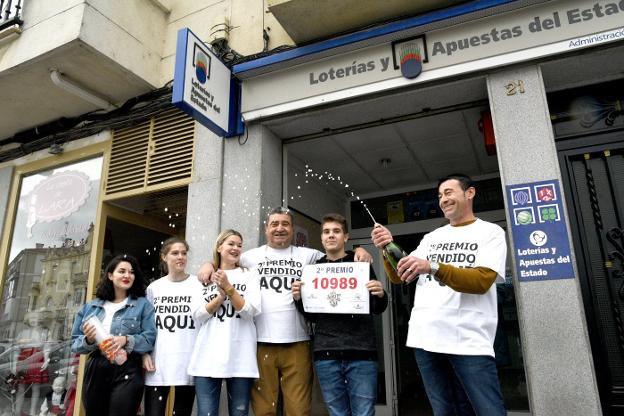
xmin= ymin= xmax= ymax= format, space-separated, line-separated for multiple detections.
xmin=98 ymin=203 xmax=174 ymax=284
xmin=559 ymin=130 xmax=624 ymax=414
xmin=347 ymin=240 xmax=397 ymax=416
xmin=74 ymin=201 xmax=179 ymax=415
xmin=95 ymin=184 xmax=189 ymax=285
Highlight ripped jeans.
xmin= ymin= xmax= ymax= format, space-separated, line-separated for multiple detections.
xmin=194 ymin=376 xmax=254 ymax=416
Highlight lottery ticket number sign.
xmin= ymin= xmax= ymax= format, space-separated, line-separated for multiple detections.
xmin=301 ymin=262 xmax=370 ymax=314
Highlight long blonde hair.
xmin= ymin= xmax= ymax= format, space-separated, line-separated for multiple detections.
xmin=213 ymin=229 xmax=243 ymax=269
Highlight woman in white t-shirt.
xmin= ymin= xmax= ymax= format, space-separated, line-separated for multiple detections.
xmin=143 ymin=237 xmax=203 ymax=416
xmin=188 ymin=229 xmax=261 ymax=416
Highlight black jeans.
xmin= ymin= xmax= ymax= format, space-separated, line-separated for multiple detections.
xmin=144 ymin=385 xmax=196 ymax=416
xmin=82 ymin=353 xmax=144 ymax=416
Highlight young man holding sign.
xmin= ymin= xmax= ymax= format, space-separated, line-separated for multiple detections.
xmin=293 ymin=213 xmax=387 ymax=416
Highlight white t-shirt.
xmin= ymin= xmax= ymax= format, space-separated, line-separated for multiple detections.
xmin=145 ymin=275 xmax=203 ymax=386
xmin=102 ymin=298 xmax=128 ymax=334
xmin=407 ymin=218 xmax=507 ymax=357
xmin=187 ymin=267 xmax=261 ymax=378
xmin=241 ymin=245 xmax=322 ymax=343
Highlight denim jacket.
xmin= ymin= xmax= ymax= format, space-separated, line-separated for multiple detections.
xmin=71 ymin=296 xmax=156 ymax=355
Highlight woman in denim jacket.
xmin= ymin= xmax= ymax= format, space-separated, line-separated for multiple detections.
xmin=71 ymin=254 xmax=156 ymax=416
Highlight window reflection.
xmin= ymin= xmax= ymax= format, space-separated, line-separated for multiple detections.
xmin=0 ymin=157 xmax=102 ymax=415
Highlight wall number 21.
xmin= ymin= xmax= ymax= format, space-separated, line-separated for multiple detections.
xmin=505 ymin=80 xmax=525 ymax=96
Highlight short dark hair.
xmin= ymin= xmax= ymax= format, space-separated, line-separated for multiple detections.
xmin=437 ymin=173 xmax=474 ymax=191
xmin=96 ymin=254 xmax=146 ymax=301
xmin=266 ymin=206 xmax=293 ymax=224
xmin=321 ymin=213 xmax=348 ymax=234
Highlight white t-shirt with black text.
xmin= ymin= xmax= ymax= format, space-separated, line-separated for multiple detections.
xmin=187 ymin=267 xmax=261 ymax=378
xmin=241 ymin=245 xmax=323 ymax=343
xmin=145 ymin=275 xmax=203 ymax=386
xmin=407 ymin=218 xmax=507 ymax=357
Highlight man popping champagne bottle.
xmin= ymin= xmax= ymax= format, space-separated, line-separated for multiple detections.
xmin=371 ymin=174 xmax=508 ymax=415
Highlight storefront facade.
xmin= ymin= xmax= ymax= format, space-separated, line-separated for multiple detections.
xmin=190 ymin=1 xmax=621 ymax=414
xmin=0 ymin=0 xmax=623 ymax=415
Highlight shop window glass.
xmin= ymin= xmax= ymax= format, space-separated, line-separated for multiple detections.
xmin=0 ymin=157 xmax=102 ymax=416
xmin=549 ymin=79 xmax=624 ymax=138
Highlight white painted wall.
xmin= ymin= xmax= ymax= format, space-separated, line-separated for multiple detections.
xmin=1 ymin=0 xmax=293 ymax=91
xmin=0 ymin=1 xmax=83 ymax=72
xmin=0 ymin=0 xmax=294 ymax=140
xmin=81 ymin=0 xmax=167 ymax=87
xmin=1 ymin=0 xmax=168 ymax=84
xmin=158 ymin=0 xmax=293 ymax=86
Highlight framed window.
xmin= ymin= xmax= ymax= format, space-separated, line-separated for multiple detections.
xmin=0 ymin=155 xmax=104 ymax=414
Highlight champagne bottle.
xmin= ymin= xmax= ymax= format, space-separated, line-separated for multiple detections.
xmin=382 ymin=241 xmax=407 ymax=284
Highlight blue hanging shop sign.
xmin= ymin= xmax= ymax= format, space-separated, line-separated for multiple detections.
xmin=172 ymin=28 xmax=244 ymax=137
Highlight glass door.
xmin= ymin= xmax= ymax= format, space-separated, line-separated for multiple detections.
xmin=98 ymin=204 xmax=175 ymax=286
xmin=348 ymin=240 xmax=396 ymax=416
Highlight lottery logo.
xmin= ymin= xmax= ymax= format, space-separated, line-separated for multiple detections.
xmin=514 ymin=190 xmax=530 ymax=205
xmin=510 ymin=187 xmax=532 ymax=206
xmin=538 ymin=204 xmax=560 ymax=223
xmin=193 ymin=43 xmax=211 ymax=84
xmin=327 ymin=291 xmax=341 ymax=307
xmin=518 ymin=211 xmax=531 ymax=224
xmin=529 ymin=230 xmax=548 ymax=247
xmin=514 ymin=208 xmax=535 ymax=225
xmin=399 ymin=43 xmax=423 ymax=79
xmin=536 ymin=185 xmax=556 ymax=202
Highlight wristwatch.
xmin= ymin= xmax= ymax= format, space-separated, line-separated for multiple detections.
xmin=429 ymin=261 xmax=440 ymax=277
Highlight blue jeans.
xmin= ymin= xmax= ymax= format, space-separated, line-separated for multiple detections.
xmin=413 ymin=348 xmax=506 ymax=416
xmin=314 ymin=359 xmax=377 ymax=416
xmin=194 ymin=377 xmax=254 ymax=416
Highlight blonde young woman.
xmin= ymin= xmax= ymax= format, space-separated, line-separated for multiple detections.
xmin=188 ymin=230 xmax=261 ymax=416
xmin=143 ymin=237 xmax=203 ymax=416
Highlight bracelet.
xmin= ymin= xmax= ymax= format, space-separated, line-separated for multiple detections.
xmin=225 ymin=286 xmax=236 ymax=297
